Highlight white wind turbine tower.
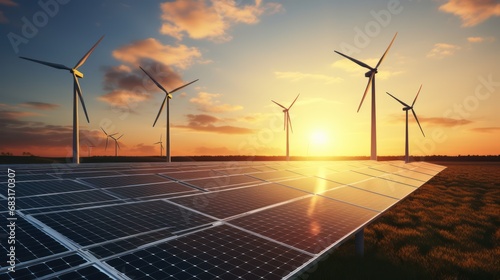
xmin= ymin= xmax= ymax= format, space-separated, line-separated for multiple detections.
xmin=154 ymin=134 xmax=164 ymax=157
xmin=272 ymin=94 xmax=300 ymax=161
xmin=140 ymin=66 xmax=198 ymax=162
xmin=19 ymin=36 xmax=104 ymax=164
xmin=386 ymin=85 xmax=425 ymax=163
xmin=335 ymin=33 xmax=397 ymax=160
xmin=86 ymin=142 xmax=95 ymax=157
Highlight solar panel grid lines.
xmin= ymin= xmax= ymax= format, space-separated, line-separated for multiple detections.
xmin=229 ymin=195 xmax=380 ymax=254
xmin=169 ymin=183 xmax=312 ymax=220
xmin=104 ymin=182 xmax=202 ymax=200
xmin=319 ymin=185 xmax=399 ymax=212
xmin=46 ymin=265 xmax=116 ymax=280
xmin=51 ymin=171 xmax=123 ymax=179
xmin=1 ymin=254 xmax=89 ymax=280
xmin=15 ymin=190 xmax=120 ymax=210
xmin=275 ymin=177 xmax=344 ymax=194
xmin=246 ymin=170 xmax=305 ymax=182
xmin=104 ymin=224 xmax=313 ymax=280
xmin=0 ymin=179 xmax=93 ymax=198
xmin=80 ymin=174 xmax=172 ymax=188
xmin=178 ymin=174 xmax=266 ymax=191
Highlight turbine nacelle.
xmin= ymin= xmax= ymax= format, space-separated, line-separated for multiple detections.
xmin=403 ymin=107 xmax=411 ymax=111
xmin=71 ymin=68 xmax=84 ymax=78
xmin=365 ymin=69 xmax=377 ymax=77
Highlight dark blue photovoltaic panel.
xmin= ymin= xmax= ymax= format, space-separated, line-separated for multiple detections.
xmin=105 ymin=182 xmax=200 ymax=199
xmin=0 ymin=217 xmax=68 ymax=266
xmin=106 ymin=225 xmax=312 ymax=280
xmin=170 ymin=183 xmax=308 ymax=219
xmin=230 ymin=196 xmax=378 ymax=254
xmin=33 ymin=200 xmax=214 ymax=246
xmin=181 ymin=174 xmax=264 ymax=190
xmin=81 ymin=174 xmax=170 ymax=188
xmin=51 ymin=171 xmax=122 ymax=179
xmin=16 ymin=190 xmax=118 ymax=210
xmin=2 ymin=254 xmax=87 ymax=280
xmin=51 ymin=265 xmax=114 ymax=280
xmin=0 ymin=180 xmax=92 ymax=198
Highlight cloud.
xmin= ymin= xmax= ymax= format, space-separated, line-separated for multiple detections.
xmin=439 ymin=0 xmax=500 ymax=27
xmin=173 ymin=114 xmax=254 ymax=134
xmin=331 ymin=59 xmax=402 ymax=80
xmin=98 ymin=90 xmax=150 ymax=107
xmin=274 ymin=71 xmax=343 ymax=84
xmin=389 ymin=115 xmax=473 ymax=127
xmin=128 ymin=143 xmax=157 ymax=155
xmin=467 ymin=36 xmax=495 ymax=43
xmin=20 ymin=102 xmax=60 ymax=110
xmin=427 ymin=43 xmax=461 ymax=59
xmin=189 ymin=92 xmax=243 ymax=113
xmin=469 ymin=127 xmax=500 ymax=133
xmin=159 ymin=0 xmax=282 ymax=42
xmin=112 ymin=38 xmax=201 ymax=69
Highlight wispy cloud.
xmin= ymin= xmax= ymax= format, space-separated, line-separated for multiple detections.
xmin=20 ymin=102 xmax=60 ymax=110
xmin=439 ymin=0 xmax=500 ymax=27
xmin=467 ymin=36 xmax=495 ymax=43
xmin=190 ymin=92 xmax=243 ymax=113
xmin=427 ymin=43 xmax=461 ymax=59
xmin=112 ymin=38 xmax=202 ymax=69
xmin=389 ymin=115 xmax=473 ymax=127
xmin=331 ymin=59 xmax=402 ymax=80
xmin=174 ymin=114 xmax=253 ymax=134
xmin=469 ymin=127 xmax=500 ymax=133
xmin=159 ymin=0 xmax=282 ymax=42
xmin=274 ymin=71 xmax=343 ymax=84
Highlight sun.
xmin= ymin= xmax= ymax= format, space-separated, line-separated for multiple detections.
xmin=310 ymin=130 xmax=328 ymax=146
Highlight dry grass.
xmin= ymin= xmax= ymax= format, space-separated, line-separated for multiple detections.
xmin=302 ymin=162 xmax=500 ymax=280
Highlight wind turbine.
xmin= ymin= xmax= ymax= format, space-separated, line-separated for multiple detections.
xmin=154 ymin=134 xmax=164 ymax=157
xmin=272 ymin=94 xmax=300 ymax=161
xmin=386 ymin=85 xmax=425 ymax=163
xmin=140 ymin=66 xmax=198 ymax=163
xmin=19 ymin=36 xmax=104 ymax=164
xmin=110 ymin=134 xmax=124 ymax=157
xmin=101 ymin=127 xmax=118 ymax=155
xmin=334 ymin=33 xmax=397 ymax=160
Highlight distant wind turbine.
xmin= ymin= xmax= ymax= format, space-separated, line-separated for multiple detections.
xmin=335 ymin=33 xmax=397 ymax=160
xmin=86 ymin=142 xmax=95 ymax=157
xmin=19 ymin=36 xmax=104 ymax=164
xmin=110 ymin=134 xmax=124 ymax=157
xmin=272 ymin=94 xmax=300 ymax=161
xmin=140 ymin=66 xmax=198 ymax=162
xmin=386 ymin=85 xmax=425 ymax=163
xmin=154 ymin=134 xmax=164 ymax=157
xmin=101 ymin=127 xmax=118 ymax=155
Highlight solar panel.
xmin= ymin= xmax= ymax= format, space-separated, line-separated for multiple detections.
xmin=32 ymin=200 xmax=214 ymax=246
xmin=105 ymin=224 xmax=312 ymax=280
xmin=0 ymin=160 xmax=445 ymax=279
xmin=81 ymin=174 xmax=171 ymax=188
xmin=229 ymin=195 xmax=378 ymax=254
xmin=170 ymin=183 xmax=309 ymax=219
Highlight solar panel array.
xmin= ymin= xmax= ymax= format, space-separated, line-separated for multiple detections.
xmin=0 ymin=160 xmax=445 ymax=279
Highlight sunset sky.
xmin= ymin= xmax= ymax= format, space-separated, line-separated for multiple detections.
xmin=0 ymin=0 xmax=499 ymax=158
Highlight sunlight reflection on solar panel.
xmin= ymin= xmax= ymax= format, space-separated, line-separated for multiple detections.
xmin=321 ymin=186 xmax=399 ymax=211
xmin=321 ymin=170 xmax=373 ymax=185
xmin=230 ymin=196 xmax=378 ymax=254
xmin=181 ymin=174 xmax=264 ymax=190
xmin=170 ymin=183 xmax=309 ymax=219
xmin=248 ymin=170 xmax=304 ymax=181
xmin=351 ymin=177 xmax=417 ymax=199
xmin=278 ymin=177 xmax=343 ymax=194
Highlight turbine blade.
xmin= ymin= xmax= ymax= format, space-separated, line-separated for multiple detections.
xmin=105 ymin=137 xmax=108 ymax=151
xmin=412 ymin=109 xmax=425 ymax=137
xmin=288 ymin=93 xmax=300 ymax=109
xmin=101 ymin=127 xmax=108 ymax=136
xmin=117 ymin=134 xmax=124 ymax=140
xmin=153 ymin=96 xmax=167 ymax=127
xmin=116 ymin=140 xmax=120 ymax=150
xmin=375 ymin=32 xmax=398 ymax=69
xmin=73 ymin=74 xmax=90 ymax=123
xmin=140 ymin=66 xmax=169 ymax=94
xmin=169 ymin=79 xmax=199 ymax=95
xmin=411 ymin=84 xmax=423 ymax=107
xmin=334 ymin=51 xmax=373 ymax=70
xmin=357 ymin=72 xmax=374 ymax=112
xmin=288 ymin=112 xmax=294 ymax=133
xmin=19 ymin=56 xmax=71 ymax=70
xmin=74 ymin=35 xmax=104 ymax=69
xmin=160 ymin=134 xmax=162 ymax=141
xmin=386 ymin=92 xmax=409 ymax=107
xmin=272 ymin=100 xmax=287 ymax=110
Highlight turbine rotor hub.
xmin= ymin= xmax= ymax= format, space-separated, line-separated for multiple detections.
xmin=365 ymin=69 xmax=376 ymax=77
xmin=72 ymin=69 xmax=84 ymax=78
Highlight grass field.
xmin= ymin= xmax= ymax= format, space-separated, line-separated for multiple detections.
xmin=303 ymin=162 xmax=500 ymax=280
